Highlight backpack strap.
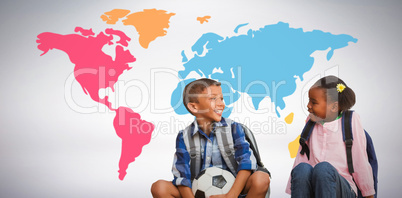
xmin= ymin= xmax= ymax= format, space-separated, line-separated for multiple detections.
xmin=240 ymin=123 xmax=271 ymax=176
xmin=342 ymin=110 xmax=355 ymax=174
xmin=240 ymin=124 xmax=263 ymax=167
xmin=299 ymin=119 xmax=316 ymax=160
xmin=183 ymin=124 xmax=202 ymax=181
xmin=215 ymin=119 xmax=238 ymax=176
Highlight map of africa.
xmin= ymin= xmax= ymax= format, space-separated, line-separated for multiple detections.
xmin=36 ymin=8 xmax=357 ymax=179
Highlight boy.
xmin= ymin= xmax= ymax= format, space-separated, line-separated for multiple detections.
xmin=151 ymin=78 xmax=270 ymax=198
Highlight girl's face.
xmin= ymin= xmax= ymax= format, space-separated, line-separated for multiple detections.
xmin=307 ymin=87 xmax=338 ymax=122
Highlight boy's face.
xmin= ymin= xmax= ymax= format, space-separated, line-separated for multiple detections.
xmin=191 ymin=85 xmax=225 ymax=123
xmin=307 ymin=87 xmax=338 ymax=122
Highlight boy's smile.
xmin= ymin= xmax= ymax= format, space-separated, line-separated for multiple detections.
xmin=190 ymin=85 xmax=225 ymax=133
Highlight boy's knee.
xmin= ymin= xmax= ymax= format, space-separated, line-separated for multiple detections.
xmin=249 ymin=171 xmax=270 ymax=192
xmin=151 ymin=180 xmax=169 ymax=196
xmin=292 ymin=162 xmax=313 ymax=180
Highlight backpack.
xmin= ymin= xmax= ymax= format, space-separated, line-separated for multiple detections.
xmin=240 ymin=123 xmax=271 ymax=176
xmin=299 ymin=110 xmax=378 ymax=198
xmin=185 ymin=120 xmax=271 ymax=197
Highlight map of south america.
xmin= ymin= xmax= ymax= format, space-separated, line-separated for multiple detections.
xmin=36 ymin=27 xmax=155 ymax=180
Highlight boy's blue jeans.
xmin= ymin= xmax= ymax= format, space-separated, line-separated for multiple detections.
xmin=290 ymin=162 xmax=356 ymax=198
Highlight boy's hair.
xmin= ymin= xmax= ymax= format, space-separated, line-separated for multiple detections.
xmin=183 ymin=78 xmax=221 ymax=114
xmin=312 ymin=75 xmax=356 ymax=112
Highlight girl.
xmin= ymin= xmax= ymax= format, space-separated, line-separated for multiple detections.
xmin=286 ymin=76 xmax=375 ymax=198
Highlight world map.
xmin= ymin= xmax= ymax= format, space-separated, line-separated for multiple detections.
xmin=36 ymin=8 xmax=357 ymax=180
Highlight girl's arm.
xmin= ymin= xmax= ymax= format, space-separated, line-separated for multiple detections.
xmin=350 ymin=113 xmax=376 ymax=197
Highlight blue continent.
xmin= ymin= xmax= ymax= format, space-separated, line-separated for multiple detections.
xmin=234 ymin=23 xmax=249 ymax=33
xmin=171 ymin=22 xmax=357 ymax=117
xmin=181 ymin=50 xmax=188 ymax=62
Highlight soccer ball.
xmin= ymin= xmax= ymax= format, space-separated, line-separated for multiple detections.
xmin=192 ymin=167 xmax=235 ymax=198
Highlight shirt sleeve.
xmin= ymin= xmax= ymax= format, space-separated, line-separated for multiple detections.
xmin=172 ymin=131 xmax=192 ymax=188
xmin=350 ymin=112 xmax=375 ymax=197
xmin=231 ymin=122 xmax=257 ymax=172
xmin=286 ymin=117 xmax=311 ymax=194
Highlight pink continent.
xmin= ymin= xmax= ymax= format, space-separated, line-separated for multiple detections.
xmin=37 ymin=27 xmax=154 ymax=180
xmin=114 ymin=107 xmax=154 ymax=180
xmin=37 ymin=28 xmax=134 ymax=109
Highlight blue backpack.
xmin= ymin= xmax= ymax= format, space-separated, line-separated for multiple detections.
xmin=299 ymin=110 xmax=378 ymax=198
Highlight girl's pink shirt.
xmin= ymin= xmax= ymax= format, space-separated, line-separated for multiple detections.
xmin=285 ymin=112 xmax=375 ymax=197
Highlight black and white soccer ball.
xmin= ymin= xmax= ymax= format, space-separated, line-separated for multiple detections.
xmin=192 ymin=167 xmax=235 ymax=198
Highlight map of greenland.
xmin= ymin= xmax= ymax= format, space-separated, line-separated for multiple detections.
xmin=36 ymin=27 xmax=154 ymax=180
xmin=171 ymin=22 xmax=357 ymax=117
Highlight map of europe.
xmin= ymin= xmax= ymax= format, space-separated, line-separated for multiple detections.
xmin=36 ymin=8 xmax=357 ymax=179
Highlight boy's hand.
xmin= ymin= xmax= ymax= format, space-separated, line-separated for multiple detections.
xmin=209 ymin=193 xmax=235 ymax=198
xmin=212 ymin=170 xmax=251 ymax=198
xmin=209 ymin=194 xmax=226 ymax=198
xmin=209 ymin=195 xmax=224 ymax=198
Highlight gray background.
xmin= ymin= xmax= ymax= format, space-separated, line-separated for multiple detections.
xmin=1 ymin=0 xmax=401 ymax=197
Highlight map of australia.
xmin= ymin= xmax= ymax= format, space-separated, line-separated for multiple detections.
xmin=171 ymin=22 xmax=358 ymax=118
xmin=36 ymin=27 xmax=155 ymax=180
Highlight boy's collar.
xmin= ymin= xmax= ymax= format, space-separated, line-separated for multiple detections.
xmin=191 ymin=117 xmax=228 ymax=136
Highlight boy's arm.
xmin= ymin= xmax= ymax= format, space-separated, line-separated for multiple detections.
xmin=210 ymin=123 xmax=256 ymax=198
xmin=232 ymin=123 xmax=258 ymax=172
xmin=172 ymin=131 xmax=193 ymax=194
xmin=210 ymin=170 xmax=251 ymax=198
xmin=178 ymin=185 xmax=195 ymax=198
